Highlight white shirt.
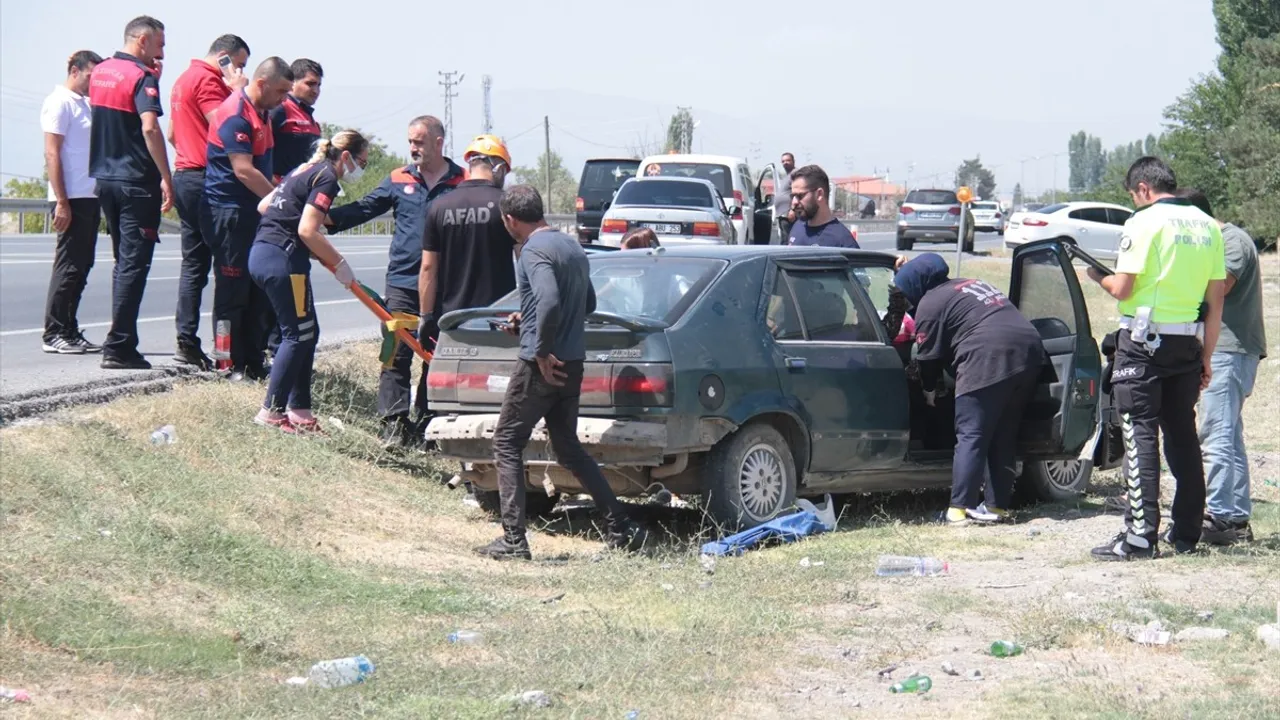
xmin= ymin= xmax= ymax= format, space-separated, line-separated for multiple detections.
xmin=40 ymin=84 xmax=95 ymax=201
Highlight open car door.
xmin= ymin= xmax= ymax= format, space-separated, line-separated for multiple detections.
xmin=753 ymin=164 xmax=779 ymax=245
xmin=1009 ymin=238 xmax=1102 ymax=458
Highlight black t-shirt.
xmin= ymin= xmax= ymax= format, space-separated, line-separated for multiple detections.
xmin=422 ymin=179 xmax=516 ymax=315
xmin=255 ymin=161 xmax=340 ymax=262
xmin=913 ymin=278 xmax=1044 ymax=396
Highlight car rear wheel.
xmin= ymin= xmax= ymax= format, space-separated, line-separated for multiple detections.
xmin=704 ymin=423 xmax=798 ymax=529
xmin=1019 ymin=459 xmax=1093 ymax=503
xmin=896 ymin=234 xmax=914 ymax=251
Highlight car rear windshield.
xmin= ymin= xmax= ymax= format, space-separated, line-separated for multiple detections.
xmin=580 ymin=160 xmax=639 ymax=195
xmin=614 ymin=179 xmax=715 ymax=209
xmin=905 ymin=190 xmax=958 ymax=205
xmin=491 ymin=257 xmax=726 ymax=325
xmin=642 ymin=162 xmax=733 ymax=197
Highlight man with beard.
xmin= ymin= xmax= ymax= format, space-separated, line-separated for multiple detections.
xmin=786 ymin=164 xmax=859 ymax=248
xmin=326 ymin=115 xmax=466 ymax=446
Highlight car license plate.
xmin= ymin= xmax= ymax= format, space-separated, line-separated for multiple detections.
xmin=487 ymin=375 xmax=510 ymax=393
xmin=924 ymin=232 xmax=937 ymax=238
xmin=920 ymin=212 xmax=943 ymax=219
xmin=643 ymin=223 xmax=682 ymax=235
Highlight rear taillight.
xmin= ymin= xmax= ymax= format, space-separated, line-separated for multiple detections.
xmin=900 ymin=205 xmax=914 ymax=215
xmin=732 ymin=190 xmax=744 ymax=219
xmin=1023 ymin=218 xmax=1048 ymax=227
xmin=601 ymin=218 xmax=628 ymax=234
xmin=995 ymin=212 xmax=1002 ymax=219
xmin=580 ymin=363 xmax=673 ymax=407
xmin=692 ymin=222 xmax=720 ymax=237
xmin=947 ymin=206 xmax=962 ymax=216
xmin=575 ymin=197 xmax=585 ymax=212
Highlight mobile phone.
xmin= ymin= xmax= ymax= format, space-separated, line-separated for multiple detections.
xmin=217 ymin=55 xmax=233 ymax=71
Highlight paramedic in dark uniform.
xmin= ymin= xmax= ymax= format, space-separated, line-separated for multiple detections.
xmin=88 ymin=15 xmax=172 ymax=370
xmin=1088 ymin=157 xmax=1226 ymax=561
xmin=269 ymin=59 xmax=323 ymax=181
xmin=202 ymin=57 xmax=294 ymax=381
xmin=326 ymin=115 xmax=466 ymax=446
xmin=249 ymin=130 xmax=367 ymax=433
xmin=168 ymin=34 xmax=250 ymax=369
xmin=894 ymin=253 xmax=1044 ymax=525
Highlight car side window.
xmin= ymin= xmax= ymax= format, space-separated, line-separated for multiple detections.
xmin=1069 ymin=207 xmax=1109 ymax=224
xmin=1105 ymin=207 xmax=1132 ymax=225
xmin=1013 ymin=247 xmax=1077 ymax=340
xmin=782 ymin=269 xmax=881 ymax=343
xmin=766 ymin=272 xmax=804 ymax=340
xmin=851 ymin=265 xmax=896 ymax=317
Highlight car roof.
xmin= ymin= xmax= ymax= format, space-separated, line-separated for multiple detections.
xmin=584 ymin=157 xmax=640 ymax=164
xmin=621 ymin=176 xmax=720 ymax=190
xmin=638 ymin=153 xmax=748 ymax=166
xmin=590 ymin=244 xmax=898 ymax=264
xmin=1044 ymin=201 xmax=1133 ymax=212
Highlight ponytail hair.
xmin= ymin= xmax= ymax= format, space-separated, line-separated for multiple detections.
xmin=308 ymin=129 xmax=370 ymax=167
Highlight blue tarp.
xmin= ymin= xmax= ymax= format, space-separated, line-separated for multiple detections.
xmin=700 ymin=495 xmax=837 ymax=557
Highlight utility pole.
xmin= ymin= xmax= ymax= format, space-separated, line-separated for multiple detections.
xmin=438 ymin=70 xmax=464 ymax=158
xmin=481 ymin=75 xmax=493 ymax=134
xmin=543 ymin=116 xmax=552 ymax=210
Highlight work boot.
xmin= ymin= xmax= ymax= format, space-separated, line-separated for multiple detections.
xmin=1090 ymin=531 xmax=1158 ymax=561
xmin=1201 ymin=515 xmax=1251 ymax=546
xmin=1159 ymin=525 xmax=1200 ymax=555
xmin=606 ymin=521 xmax=650 ymax=553
xmin=174 ymin=342 xmax=213 ymax=370
xmin=380 ymin=416 xmax=413 ymax=449
xmin=474 ymin=526 xmax=532 ymax=561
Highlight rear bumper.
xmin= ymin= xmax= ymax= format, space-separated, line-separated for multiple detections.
xmin=899 ymin=225 xmax=960 ymax=241
xmin=426 ymin=414 xmax=670 ymax=466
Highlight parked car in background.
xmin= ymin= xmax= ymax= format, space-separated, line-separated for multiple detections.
xmin=1004 ymin=201 xmax=1132 ymax=259
xmin=896 ymin=188 xmax=975 ymax=252
xmin=637 ymin=154 xmax=759 ymax=245
xmin=971 ymin=200 xmax=1005 ymax=235
xmin=576 ymin=157 xmax=640 ymax=243
xmin=597 ymin=177 xmax=737 ymax=247
xmin=426 ymin=240 xmax=1119 ymax=528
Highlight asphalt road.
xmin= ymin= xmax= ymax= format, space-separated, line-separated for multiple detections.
xmin=0 ymin=230 xmax=1006 ymax=401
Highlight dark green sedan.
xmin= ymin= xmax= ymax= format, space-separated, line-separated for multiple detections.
xmin=426 ymin=240 xmax=1121 ymax=528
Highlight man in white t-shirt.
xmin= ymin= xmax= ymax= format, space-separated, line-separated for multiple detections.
xmin=40 ymin=50 xmax=104 ymax=354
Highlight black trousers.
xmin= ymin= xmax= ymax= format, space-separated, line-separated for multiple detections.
xmin=173 ymin=169 xmax=211 ymax=349
xmin=97 ymin=179 xmax=161 ymax=360
xmin=201 ymin=203 xmax=269 ymax=370
xmin=951 ymin=367 xmax=1038 ymax=510
xmin=778 ymin=217 xmax=793 ymax=242
xmin=378 ymin=285 xmax=434 ymax=421
xmin=42 ymin=197 xmax=101 ymax=343
xmin=1111 ymin=330 xmax=1205 ymax=544
xmin=492 ymin=359 xmax=626 ymax=532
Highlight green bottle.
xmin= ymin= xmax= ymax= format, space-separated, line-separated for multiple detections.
xmin=990 ymin=640 xmax=1024 ymax=657
xmin=890 ymin=675 xmax=932 ymax=694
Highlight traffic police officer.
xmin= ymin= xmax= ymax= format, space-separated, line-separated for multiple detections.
xmin=88 ymin=15 xmax=172 ymax=370
xmin=326 ymin=115 xmax=466 ymax=446
xmin=1088 ymin=156 xmax=1226 ymax=561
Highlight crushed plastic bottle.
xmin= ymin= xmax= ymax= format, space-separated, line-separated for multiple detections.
xmin=307 ymin=655 xmax=375 ymax=689
xmin=1 ymin=686 xmax=31 ymax=703
xmin=149 ymin=424 xmax=177 ymax=445
xmin=989 ymin=640 xmax=1024 ymax=657
xmin=889 ymin=675 xmax=932 ymax=694
xmin=875 ymin=555 xmax=949 ymax=577
xmin=626 ymin=711 xmax=640 ymax=719
xmin=447 ymin=630 xmax=483 ymax=646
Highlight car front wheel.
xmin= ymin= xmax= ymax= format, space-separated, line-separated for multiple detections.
xmin=896 ymin=234 xmax=914 ymax=251
xmin=1019 ymin=459 xmax=1093 ymax=503
xmin=704 ymin=423 xmax=798 ymax=529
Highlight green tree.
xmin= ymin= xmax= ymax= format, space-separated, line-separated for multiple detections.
xmin=954 ymin=156 xmax=996 ymax=200
xmin=319 ymin=122 xmax=409 ymax=206
xmin=2 ymin=175 xmax=49 ymax=233
xmin=1011 ymin=182 xmax=1024 ymax=210
xmin=1222 ymin=34 xmax=1280 ymax=245
xmin=664 ymin=108 xmax=694 ymax=154
xmin=1084 ymin=136 xmax=1106 ymax=190
xmin=1068 ymin=131 xmax=1087 ymax=192
xmin=512 ymin=150 xmax=577 ymax=215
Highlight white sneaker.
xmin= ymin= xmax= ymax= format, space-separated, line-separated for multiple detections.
xmin=42 ymin=336 xmax=85 ymax=354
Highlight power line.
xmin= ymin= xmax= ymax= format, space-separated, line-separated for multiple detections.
xmin=551 ymin=124 xmax=631 ymax=151
xmin=505 ymin=121 xmax=545 ymax=142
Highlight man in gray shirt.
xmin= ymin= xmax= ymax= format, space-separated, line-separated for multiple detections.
xmin=774 ymin=152 xmax=796 ymax=239
xmin=476 ymin=184 xmax=647 ymax=560
xmin=1178 ymin=189 xmax=1267 ymax=545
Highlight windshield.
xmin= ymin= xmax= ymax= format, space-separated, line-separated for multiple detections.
xmin=614 ymin=179 xmax=715 ymax=209
xmin=905 ymin=190 xmax=959 ymax=205
xmin=641 ymin=162 xmax=733 ymax=197
xmin=491 ymin=256 xmax=726 ymax=324
xmin=580 ymin=161 xmax=638 ymax=194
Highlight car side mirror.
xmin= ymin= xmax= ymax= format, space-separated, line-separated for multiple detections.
xmin=726 ymin=205 xmax=740 ymax=217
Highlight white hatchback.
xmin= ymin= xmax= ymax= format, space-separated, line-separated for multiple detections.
xmin=1004 ymin=201 xmax=1133 ymax=259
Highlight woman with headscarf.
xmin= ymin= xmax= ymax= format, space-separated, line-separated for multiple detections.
xmin=894 ymin=253 xmax=1045 ymax=524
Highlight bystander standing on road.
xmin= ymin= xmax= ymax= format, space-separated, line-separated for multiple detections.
xmin=168 ymin=34 xmax=250 ymax=369
xmin=1087 ymin=157 xmax=1226 ymax=561
xmin=775 ymin=152 xmax=796 ymax=239
xmin=40 ymin=50 xmax=103 ymax=355
xmin=202 ymin=57 xmax=294 ymax=382
xmin=1176 ymin=188 xmax=1267 ymax=546
xmin=476 ymin=185 xmax=647 ymax=560
xmin=88 ymin=15 xmax=173 ymax=370
xmin=270 ymin=59 xmax=323 ymax=181
xmin=787 ymin=165 xmax=859 ymax=248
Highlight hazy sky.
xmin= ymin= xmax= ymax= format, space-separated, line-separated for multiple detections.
xmin=1 ymin=0 xmax=1219 ymax=199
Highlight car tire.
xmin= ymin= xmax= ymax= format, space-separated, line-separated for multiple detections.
xmin=703 ymin=422 xmax=798 ymax=530
xmin=1017 ymin=459 xmax=1093 ymax=504
xmin=896 ymin=234 xmax=914 ymax=251
xmin=962 ymin=236 xmax=975 ymax=253
xmin=997 ymin=228 xmax=1005 ymax=237
xmin=475 ymin=487 xmax=561 ymax=520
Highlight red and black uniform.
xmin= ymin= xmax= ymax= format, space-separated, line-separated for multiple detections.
xmin=88 ymin=51 xmax=164 ymax=363
xmin=269 ymin=94 xmax=321 ymax=181
xmin=201 ymin=90 xmax=275 ymax=375
xmin=326 ymin=159 xmax=467 ymax=423
xmin=170 ymin=59 xmax=231 ymax=353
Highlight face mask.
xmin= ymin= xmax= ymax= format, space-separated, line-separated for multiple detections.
xmin=344 ymin=155 xmax=364 ymax=182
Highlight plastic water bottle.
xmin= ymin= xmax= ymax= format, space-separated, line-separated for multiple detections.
xmin=212 ymin=320 xmax=232 ymax=371
xmin=990 ymin=640 xmax=1024 ymax=658
xmin=447 ymin=630 xmax=483 ymax=646
xmin=875 ymin=555 xmax=948 ymax=577
xmin=890 ymin=675 xmax=932 ymax=694
xmin=307 ymin=655 xmax=375 ymax=689
xmin=149 ymin=424 xmax=177 ymax=445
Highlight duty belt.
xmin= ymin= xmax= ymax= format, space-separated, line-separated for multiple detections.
xmin=1118 ymin=317 xmax=1201 ymax=336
